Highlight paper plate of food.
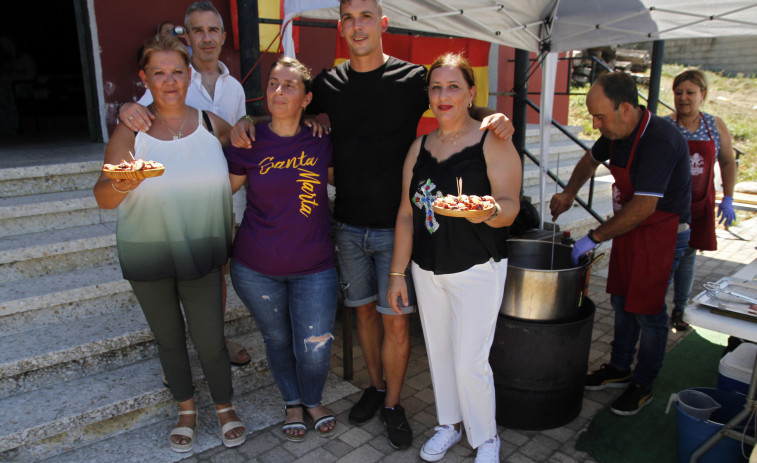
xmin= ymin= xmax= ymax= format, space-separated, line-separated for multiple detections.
xmin=433 ymin=193 xmax=496 ymax=218
xmin=103 ymin=159 xmax=165 ymax=180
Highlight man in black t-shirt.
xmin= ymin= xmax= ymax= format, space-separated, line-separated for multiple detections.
xmin=550 ymin=72 xmax=691 ymax=417
xmin=231 ymin=0 xmax=514 ymax=450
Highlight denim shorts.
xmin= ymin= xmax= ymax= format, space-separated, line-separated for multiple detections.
xmin=332 ymin=220 xmax=415 ymax=315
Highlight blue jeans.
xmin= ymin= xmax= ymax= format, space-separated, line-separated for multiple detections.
xmin=332 ymin=220 xmax=416 ymax=315
xmin=672 ymin=247 xmax=698 ymax=313
xmin=609 ymin=229 xmax=690 ymax=390
xmin=230 ymin=260 xmax=338 ymax=407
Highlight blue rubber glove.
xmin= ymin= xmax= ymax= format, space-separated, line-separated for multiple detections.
xmin=718 ymin=195 xmax=736 ymax=227
xmin=571 ymin=235 xmax=598 ymax=266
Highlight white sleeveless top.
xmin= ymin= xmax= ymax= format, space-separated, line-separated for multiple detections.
xmin=116 ymin=109 xmax=233 ymax=281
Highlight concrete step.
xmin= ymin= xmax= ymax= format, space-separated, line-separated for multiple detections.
xmin=522 ymin=138 xmax=590 ymax=166
xmin=0 ymin=223 xmax=118 ymax=282
xmin=523 ymin=124 xmax=585 ymax=145
xmin=25 ymin=374 xmax=357 ymax=463
xmin=0 ymin=290 xmax=254 ymax=398
xmin=0 ymin=190 xmax=115 ymax=239
xmin=0 ymin=331 xmax=272 ymax=461
xmin=0 ymin=264 xmax=132 ymax=335
xmin=522 ymin=160 xmax=610 ymax=189
xmin=523 ymin=174 xmax=615 ymax=207
xmin=0 ymin=160 xmax=103 ymax=199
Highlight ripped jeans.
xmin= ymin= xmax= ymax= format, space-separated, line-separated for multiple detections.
xmin=230 ymin=259 xmax=338 ymax=407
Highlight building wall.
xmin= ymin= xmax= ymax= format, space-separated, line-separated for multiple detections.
xmin=637 ymin=36 xmax=757 ymax=75
xmin=91 ymin=1 xmax=568 ymax=135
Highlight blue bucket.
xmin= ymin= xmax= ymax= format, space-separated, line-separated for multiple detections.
xmin=675 ymin=387 xmax=753 ymax=463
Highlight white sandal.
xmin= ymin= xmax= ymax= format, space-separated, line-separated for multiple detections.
xmin=217 ymin=405 xmax=246 ymax=448
xmin=169 ymin=409 xmax=198 ymax=453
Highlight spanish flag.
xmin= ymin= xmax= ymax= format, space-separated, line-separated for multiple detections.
xmin=335 ymin=33 xmax=490 ymax=136
xmin=230 ymin=0 xmax=299 ymax=53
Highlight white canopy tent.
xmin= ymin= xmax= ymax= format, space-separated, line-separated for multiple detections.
xmin=280 ymin=0 xmax=757 ymax=226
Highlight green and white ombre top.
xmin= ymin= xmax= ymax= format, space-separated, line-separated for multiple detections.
xmin=117 ymin=109 xmax=233 ymax=281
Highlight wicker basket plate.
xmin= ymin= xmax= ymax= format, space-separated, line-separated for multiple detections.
xmin=103 ymin=167 xmax=165 ymax=180
xmin=433 ymin=205 xmax=494 ymax=218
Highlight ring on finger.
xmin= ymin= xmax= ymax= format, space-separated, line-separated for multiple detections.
xmin=129 ymin=115 xmax=134 ymax=120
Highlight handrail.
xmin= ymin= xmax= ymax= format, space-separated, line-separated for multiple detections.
xmin=521 ymin=148 xmax=606 ymax=224
xmin=524 ymin=97 xmax=609 ymax=222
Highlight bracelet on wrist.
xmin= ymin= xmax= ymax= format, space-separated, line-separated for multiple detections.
xmin=112 ymin=182 xmax=129 ymax=194
xmin=240 ymin=115 xmax=255 ymax=125
xmin=588 ymin=229 xmax=600 ymax=244
xmin=388 ymin=272 xmax=406 ymax=278
xmin=485 ymin=203 xmax=500 ymax=222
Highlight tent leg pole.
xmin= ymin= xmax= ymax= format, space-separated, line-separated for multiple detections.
xmin=648 ymin=40 xmax=665 ymax=114
xmin=513 ymin=48 xmax=529 ymax=196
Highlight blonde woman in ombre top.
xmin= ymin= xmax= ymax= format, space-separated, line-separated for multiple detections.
xmin=93 ymin=35 xmax=244 ymax=453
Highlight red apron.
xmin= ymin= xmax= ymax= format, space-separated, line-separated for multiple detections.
xmin=606 ymin=109 xmax=680 ymax=314
xmin=678 ymin=113 xmax=717 ymax=251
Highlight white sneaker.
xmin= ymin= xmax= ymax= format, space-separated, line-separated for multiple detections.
xmin=420 ymin=425 xmax=463 ymax=462
xmin=474 ymin=435 xmax=500 ymax=463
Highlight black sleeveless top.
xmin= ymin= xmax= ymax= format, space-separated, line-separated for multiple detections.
xmin=410 ymin=131 xmax=509 ymax=275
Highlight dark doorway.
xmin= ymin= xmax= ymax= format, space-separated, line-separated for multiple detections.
xmin=1 ymin=1 xmax=92 ymax=146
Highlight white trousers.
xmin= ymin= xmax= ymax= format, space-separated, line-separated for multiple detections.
xmin=412 ymin=258 xmax=508 ymax=449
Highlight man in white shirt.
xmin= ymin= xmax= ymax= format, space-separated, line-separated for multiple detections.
xmin=119 ymin=1 xmax=250 ymax=367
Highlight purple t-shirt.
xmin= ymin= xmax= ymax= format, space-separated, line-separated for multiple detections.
xmin=225 ymin=122 xmax=334 ymax=276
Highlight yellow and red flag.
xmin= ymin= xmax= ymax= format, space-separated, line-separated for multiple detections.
xmin=335 ymin=33 xmax=490 ymax=136
xmin=230 ymin=0 xmax=299 ymax=53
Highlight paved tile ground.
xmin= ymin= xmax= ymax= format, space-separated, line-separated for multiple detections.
xmin=186 ymin=220 xmax=757 ymax=463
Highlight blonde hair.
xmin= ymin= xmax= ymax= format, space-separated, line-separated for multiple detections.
xmin=139 ymin=35 xmax=190 ymax=71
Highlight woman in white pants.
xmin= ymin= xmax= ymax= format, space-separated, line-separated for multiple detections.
xmin=387 ymin=53 xmax=521 ymax=463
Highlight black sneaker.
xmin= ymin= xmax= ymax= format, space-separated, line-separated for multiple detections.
xmin=585 ymin=363 xmax=632 ymax=391
xmin=380 ymin=404 xmax=413 ymax=450
xmin=349 ymin=386 xmax=386 ymax=425
xmin=610 ymin=382 xmax=653 ymax=416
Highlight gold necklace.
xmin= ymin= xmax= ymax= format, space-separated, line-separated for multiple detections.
xmin=679 ymin=113 xmax=700 ymax=133
xmin=155 ymin=106 xmax=189 ymax=140
xmin=437 ymin=121 xmax=471 ymax=145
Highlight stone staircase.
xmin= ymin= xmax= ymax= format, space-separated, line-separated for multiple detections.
xmin=0 ymin=146 xmax=357 ymax=463
xmin=521 ymin=125 xmax=614 ymax=240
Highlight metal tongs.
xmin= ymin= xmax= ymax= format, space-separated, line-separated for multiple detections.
xmin=703 ymin=281 xmax=757 ymax=305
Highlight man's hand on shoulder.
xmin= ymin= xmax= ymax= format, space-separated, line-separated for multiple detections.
xmin=230 ymin=117 xmax=255 ymax=148
xmin=479 ymin=113 xmax=514 ymax=141
xmin=119 ymin=102 xmax=154 ymax=132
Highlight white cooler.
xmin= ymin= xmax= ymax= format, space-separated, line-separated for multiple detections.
xmin=718 ymin=342 xmax=757 ymax=395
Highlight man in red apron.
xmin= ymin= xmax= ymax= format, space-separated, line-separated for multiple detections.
xmin=550 ymin=72 xmax=691 ymax=416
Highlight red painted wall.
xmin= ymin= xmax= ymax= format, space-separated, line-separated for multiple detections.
xmin=496 ymin=48 xmax=570 ymax=125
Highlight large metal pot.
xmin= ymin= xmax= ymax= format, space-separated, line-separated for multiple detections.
xmin=500 ymin=239 xmax=598 ymax=322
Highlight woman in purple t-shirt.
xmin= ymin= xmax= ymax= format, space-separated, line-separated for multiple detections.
xmin=225 ymin=57 xmax=337 ymax=442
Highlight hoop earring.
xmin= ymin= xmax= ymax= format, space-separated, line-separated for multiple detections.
xmin=428 ymin=104 xmax=431 ymax=109
xmin=468 ymin=102 xmax=472 ymax=108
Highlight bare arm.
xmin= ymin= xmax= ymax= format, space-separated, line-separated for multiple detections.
xmin=229 ymin=173 xmax=246 ymax=194
xmin=715 ymin=116 xmax=737 ymax=197
xmin=387 ymin=138 xmax=422 ymax=315
xmin=93 ymin=124 xmax=144 ymax=209
xmin=468 ymin=135 xmax=522 ymax=227
xmin=592 ymin=194 xmax=659 ymax=242
xmin=550 ymin=151 xmax=600 ymax=220
xmin=205 ymin=111 xmax=232 ymax=148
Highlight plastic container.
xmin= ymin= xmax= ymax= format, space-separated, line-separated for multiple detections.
xmin=718 ymin=343 xmax=757 ymax=395
xmin=674 ymin=387 xmax=753 ymax=463
xmin=675 ymin=389 xmax=721 ymax=420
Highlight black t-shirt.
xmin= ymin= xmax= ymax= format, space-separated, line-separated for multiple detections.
xmin=591 ymin=108 xmax=691 ymax=223
xmin=309 ymin=57 xmax=429 ymax=228
xmin=410 ymin=132 xmax=508 ymax=274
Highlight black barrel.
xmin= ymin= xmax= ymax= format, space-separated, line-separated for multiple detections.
xmin=489 ymin=298 xmax=595 ymax=430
